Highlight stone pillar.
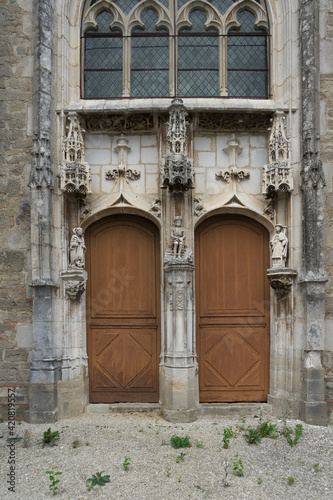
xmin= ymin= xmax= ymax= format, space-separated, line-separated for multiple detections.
xmin=25 ymin=0 xmax=59 ymax=423
xmin=160 ymin=99 xmax=198 ymax=422
xmin=161 ymin=260 xmax=198 ymax=422
xmin=299 ymin=0 xmax=328 ymax=425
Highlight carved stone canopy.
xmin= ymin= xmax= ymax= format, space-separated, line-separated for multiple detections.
xmin=60 ymin=112 xmax=91 ymax=197
xmin=161 ymin=99 xmax=194 ymax=191
xmin=262 ymin=111 xmax=294 ymax=194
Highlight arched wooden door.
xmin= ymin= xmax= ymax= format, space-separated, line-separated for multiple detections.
xmin=86 ymin=215 xmax=160 ymax=403
xmin=196 ymin=215 xmax=270 ymax=402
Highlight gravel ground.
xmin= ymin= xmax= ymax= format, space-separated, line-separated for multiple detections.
xmin=1 ymin=411 xmax=332 ymax=500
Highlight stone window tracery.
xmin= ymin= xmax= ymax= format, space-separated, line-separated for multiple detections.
xmin=82 ymin=0 xmax=269 ymax=99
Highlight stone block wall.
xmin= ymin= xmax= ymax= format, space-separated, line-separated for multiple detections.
xmin=0 ymin=0 xmax=34 ymax=419
xmin=320 ymin=0 xmax=333 ymax=422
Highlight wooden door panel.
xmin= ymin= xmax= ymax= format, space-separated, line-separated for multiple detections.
xmin=199 ymin=222 xmax=266 ymax=317
xmin=86 ymin=216 xmax=160 ymax=403
xmin=196 ymin=216 xmax=270 ymax=402
xmin=89 ymin=223 xmax=156 ymax=318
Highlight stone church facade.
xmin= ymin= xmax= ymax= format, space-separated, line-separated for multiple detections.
xmin=1 ymin=0 xmax=333 ymax=425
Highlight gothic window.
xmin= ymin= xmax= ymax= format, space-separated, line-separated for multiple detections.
xmin=82 ymin=0 xmax=269 ymax=99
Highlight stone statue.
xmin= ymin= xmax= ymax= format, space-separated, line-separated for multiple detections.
xmin=171 ymin=216 xmax=185 ymax=256
xmin=69 ymin=227 xmax=86 ymax=269
xmin=270 ymin=224 xmax=288 ymax=267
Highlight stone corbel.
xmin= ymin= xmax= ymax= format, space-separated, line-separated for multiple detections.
xmin=61 ymin=268 xmax=87 ymax=301
xmin=267 ymin=268 xmax=297 ymax=299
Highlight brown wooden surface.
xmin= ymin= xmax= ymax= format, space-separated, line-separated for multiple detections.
xmin=195 ymin=215 xmax=270 ymax=402
xmin=86 ymin=216 xmax=160 ymax=403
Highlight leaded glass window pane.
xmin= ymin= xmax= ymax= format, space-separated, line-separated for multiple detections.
xmin=227 ymin=10 xmax=268 ymax=97
xmin=178 ymin=10 xmax=219 ymax=97
xmin=84 ymin=11 xmax=123 ymax=98
xmin=131 ymin=9 xmax=169 ymax=97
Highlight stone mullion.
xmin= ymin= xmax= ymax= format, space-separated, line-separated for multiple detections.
xmin=220 ymin=32 xmax=228 ymax=96
xmin=122 ymin=34 xmax=131 ymax=97
xmin=299 ymin=0 xmax=328 ymax=425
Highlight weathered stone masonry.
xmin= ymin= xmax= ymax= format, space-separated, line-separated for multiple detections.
xmin=0 ymin=0 xmax=34 ymax=419
xmin=1 ymin=0 xmax=333 ymax=425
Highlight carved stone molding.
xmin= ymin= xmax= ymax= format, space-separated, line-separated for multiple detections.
xmin=61 ymin=269 xmax=87 ymax=301
xmin=85 ymin=113 xmax=155 ymax=132
xmin=161 ymin=99 xmax=194 ymax=191
xmin=216 ymin=135 xmax=250 ymax=183
xmin=197 ymin=112 xmax=272 ymax=132
xmin=60 ymin=112 xmax=91 ymax=197
xmin=301 ymin=132 xmax=326 ymax=190
xmin=29 ymin=131 xmax=53 ymax=189
xmin=267 ymin=268 xmax=297 ymax=299
xmin=262 ymin=111 xmax=294 ymax=194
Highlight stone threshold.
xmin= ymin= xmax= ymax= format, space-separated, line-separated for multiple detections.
xmin=86 ymin=402 xmax=272 ymax=416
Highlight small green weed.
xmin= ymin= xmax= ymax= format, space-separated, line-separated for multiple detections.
xmin=285 ymin=476 xmax=295 ymax=485
xmin=176 ymin=452 xmax=186 ymax=463
xmin=258 ymin=421 xmax=279 ymax=439
xmin=161 ymin=439 xmax=168 ymax=446
xmin=257 ymin=477 xmax=263 ymax=485
xmin=170 ymin=435 xmax=191 ymax=449
xmin=178 ymin=476 xmax=182 ymax=483
xmin=313 ymin=463 xmax=321 ymax=473
xmin=284 ymin=424 xmax=303 ymax=447
xmin=45 ymin=468 xmax=62 ymax=496
xmin=123 ymin=457 xmax=131 ymax=471
xmin=244 ymin=427 xmax=261 ymax=445
xmin=195 ymin=441 xmax=204 ymax=448
xmin=166 ymin=467 xmax=171 ymax=477
xmin=72 ymin=440 xmax=80 ymax=449
xmin=232 ymin=455 xmax=244 ymax=477
xmin=42 ymin=428 xmax=60 ymax=448
xmin=222 ymin=426 xmax=235 ymax=449
xmin=86 ymin=471 xmax=110 ymax=490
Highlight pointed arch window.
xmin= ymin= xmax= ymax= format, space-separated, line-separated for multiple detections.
xmin=82 ymin=0 xmax=270 ymax=99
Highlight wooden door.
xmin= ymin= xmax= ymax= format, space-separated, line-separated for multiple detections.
xmin=86 ymin=216 xmax=160 ymax=403
xmin=196 ymin=215 xmax=270 ymax=402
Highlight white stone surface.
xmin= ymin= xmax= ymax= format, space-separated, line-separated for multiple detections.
xmin=141 ymin=147 xmax=158 ymax=164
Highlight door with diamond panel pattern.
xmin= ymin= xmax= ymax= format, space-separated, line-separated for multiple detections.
xmin=196 ymin=215 xmax=270 ymax=402
xmin=86 ymin=216 xmax=160 ymax=403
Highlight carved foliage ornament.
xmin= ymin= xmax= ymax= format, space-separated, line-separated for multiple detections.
xmin=60 ymin=113 xmax=91 ymax=197
xmin=262 ymin=111 xmax=294 ymax=194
